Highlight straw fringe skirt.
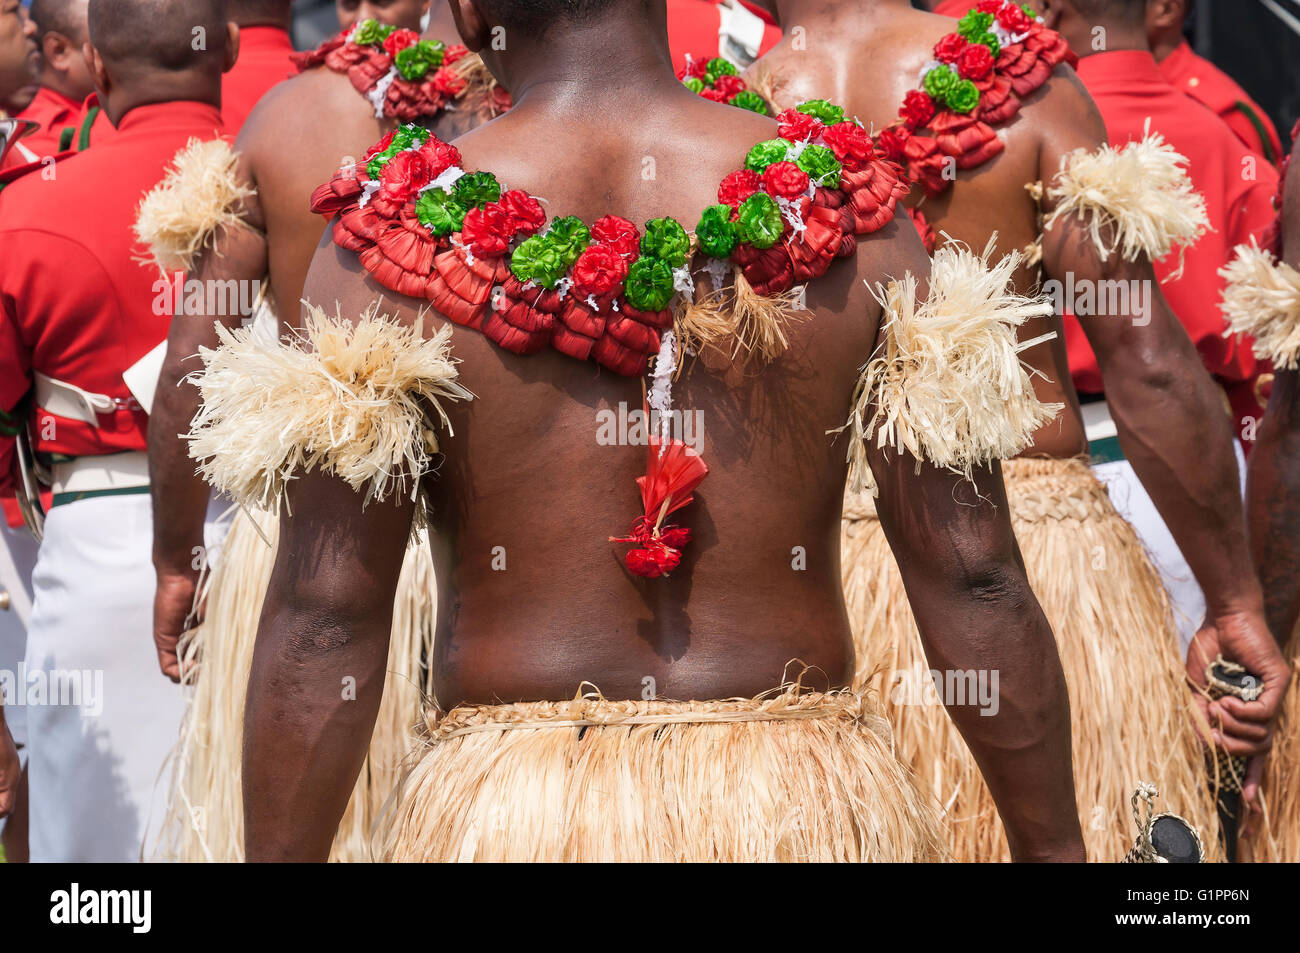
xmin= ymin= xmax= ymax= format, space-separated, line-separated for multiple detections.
xmin=156 ymin=510 xmax=435 ymax=862
xmin=1243 ymin=626 xmax=1300 ymax=862
xmin=842 ymin=457 xmax=1222 ymax=862
xmin=379 ymin=688 xmax=948 ymax=862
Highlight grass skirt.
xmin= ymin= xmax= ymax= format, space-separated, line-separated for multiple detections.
xmin=379 ymin=686 xmax=948 ymax=862
xmin=841 ymin=457 xmax=1222 ymax=861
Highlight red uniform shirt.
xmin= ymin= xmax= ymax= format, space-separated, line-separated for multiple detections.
xmin=1158 ymin=39 xmax=1282 ymax=165
xmin=222 ymin=25 xmax=295 ymax=133
xmin=0 ymin=101 xmax=224 ymax=479
xmin=1066 ymin=51 xmax=1278 ymax=424
xmin=13 ymin=86 xmax=85 ymax=161
xmin=667 ymin=0 xmax=780 ymax=69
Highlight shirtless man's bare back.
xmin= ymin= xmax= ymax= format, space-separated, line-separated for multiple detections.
xmin=195 ymin=0 xmax=1088 ymax=863
xmin=750 ymin=0 xmax=1287 ymax=860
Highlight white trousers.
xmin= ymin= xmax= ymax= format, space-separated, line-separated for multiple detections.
xmin=22 ymin=492 xmax=228 ymax=862
xmin=1 ymin=520 xmax=39 ymax=750
xmin=1092 ymin=441 xmax=1249 ymax=657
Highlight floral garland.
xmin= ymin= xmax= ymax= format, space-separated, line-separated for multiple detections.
xmin=290 ymin=19 xmax=510 ymax=121
xmin=875 ymin=0 xmax=1074 ymax=205
xmin=676 ymin=55 xmax=769 ymax=115
xmin=309 ymin=102 xmax=907 ymax=577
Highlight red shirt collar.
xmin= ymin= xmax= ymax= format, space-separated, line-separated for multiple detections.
xmin=1075 ymin=49 xmax=1171 ymax=95
xmin=1158 ymin=39 xmax=1195 ymax=81
xmin=114 ymin=100 xmax=223 ymax=136
xmin=21 ymin=85 xmax=83 ymax=119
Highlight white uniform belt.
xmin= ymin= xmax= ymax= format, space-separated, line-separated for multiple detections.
xmin=51 ymin=452 xmax=150 ymax=497
xmin=33 ymin=372 xmax=122 ymax=427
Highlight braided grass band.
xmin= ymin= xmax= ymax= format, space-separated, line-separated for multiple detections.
xmin=1204 ymin=655 xmax=1260 ymax=795
xmin=426 ymin=686 xmax=867 ymax=740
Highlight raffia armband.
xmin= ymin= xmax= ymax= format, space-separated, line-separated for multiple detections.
xmin=1220 ymin=242 xmax=1300 ymax=370
xmin=842 ymin=240 xmax=1062 ymax=495
xmin=134 ymin=138 xmax=256 ymax=275
xmin=1041 ymin=128 xmax=1209 ymax=278
xmin=185 ymin=301 xmax=474 ymax=512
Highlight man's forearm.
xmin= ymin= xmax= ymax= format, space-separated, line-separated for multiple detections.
xmin=910 ymin=568 xmax=1082 ymax=861
xmin=1103 ymin=348 xmax=1262 ymax=617
xmin=243 ymin=601 xmax=392 ymax=862
xmin=148 ymin=361 xmax=211 ymax=574
xmin=1247 ymin=369 xmax=1300 ymax=642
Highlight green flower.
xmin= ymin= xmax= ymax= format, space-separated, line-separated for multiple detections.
xmin=729 ymin=90 xmax=769 ymax=115
xmin=415 ymin=189 xmax=467 ymax=236
xmin=624 ymin=256 xmax=676 ymax=311
xmin=736 ymin=192 xmax=784 ymax=249
xmin=394 ymin=40 xmax=445 ymax=80
xmin=683 ymin=76 xmax=704 ymax=94
xmin=796 ymin=99 xmax=845 ymax=125
xmin=795 ymin=143 xmax=842 ymax=189
xmin=696 ymin=204 xmax=739 ymax=259
xmin=704 ymin=56 xmax=739 ymax=86
xmin=1020 ymin=3 xmax=1038 ymax=19
xmin=922 ymin=64 xmax=958 ymax=102
xmin=974 ymin=32 xmax=1001 ymax=58
xmin=453 ymin=171 xmax=501 ymax=209
xmin=365 ymin=124 xmax=430 ymax=178
xmin=354 ymin=20 xmax=395 ymax=46
xmin=640 ymin=217 xmax=690 ymax=268
xmin=956 ymin=11 xmax=994 ymax=41
xmin=510 ymin=234 xmax=567 ymax=288
xmin=945 ymin=78 xmax=981 ymax=114
xmin=745 ymin=138 xmax=791 ymax=173
xmin=544 ymin=216 xmax=592 ymax=268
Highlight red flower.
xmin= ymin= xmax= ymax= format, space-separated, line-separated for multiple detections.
xmin=590 ymin=214 xmax=641 ymax=258
xmin=901 ymin=89 xmax=937 ymax=130
xmin=460 ymin=202 xmax=514 ymax=257
xmin=443 ymin=43 xmax=470 ymax=65
xmin=658 ymin=526 xmax=691 ymax=549
xmin=364 ymin=129 xmax=397 ymax=160
xmin=762 ymin=160 xmax=810 ymax=199
xmin=957 ymin=43 xmax=996 ymax=81
xmin=934 ymin=33 xmax=969 ymax=64
xmin=416 ymin=137 xmax=462 ymax=177
xmin=700 ymin=88 xmax=729 ymax=103
xmin=718 ymin=169 xmax=762 ymax=208
xmin=776 ymin=107 xmax=825 ymax=143
xmin=431 ymin=65 xmax=467 ymax=97
xmin=997 ymin=4 xmax=1033 ymax=33
xmin=713 ymin=74 xmax=747 ymax=98
xmin=499 ymin=189 xmax=546 ymax=236
xmin=821 ymin=121 xmax=874 ymax=172
xmin=677 ymin=56 xmax=708 ymax=80
xmin=571 ymin=243 xmax=629 ymax=297
xmin=378 ymin=150 xmax=432 ymax=204
xmin=624 ymin=540 xmax=682 ymax=578
xmin=382 ymin=28 xmax=420 ymax=58
xmin=876 ymin=125 xmax=911 ymax=161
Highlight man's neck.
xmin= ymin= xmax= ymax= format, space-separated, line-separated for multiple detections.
xmin=496 ymin=14 xmax=679 ymax=111
xmin=1067 ymin=23 xmax=1149 ymax=59
xmin=34 ymin=71 xmax=88 ymax=106
xmin=1149 ymin=31 xmax=1183 ymax=63
xmin=773 ymin=0 xmax=910 ymax=30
